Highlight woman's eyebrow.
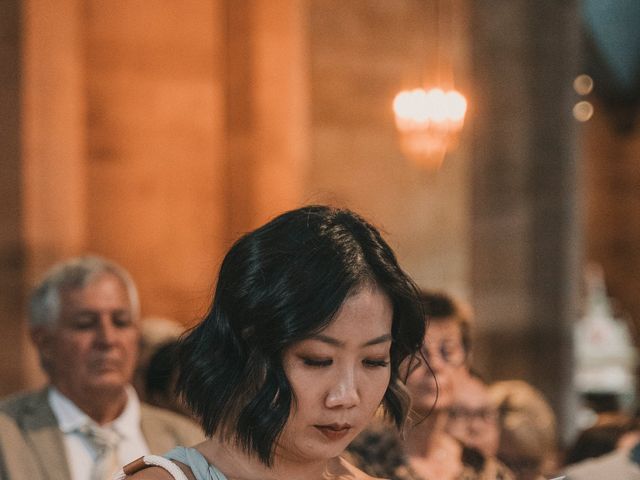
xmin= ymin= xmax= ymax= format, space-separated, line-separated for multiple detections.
xmin=362 ymin=333 xmax=393 ymax=347
xmin=309 ymin=333 xmax=392 ymax=348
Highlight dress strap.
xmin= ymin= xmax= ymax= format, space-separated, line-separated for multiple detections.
xmin=114 ymin=455 xmax=190 ymax=480
xmin=165 ymin=447 xmax=229 ymax=479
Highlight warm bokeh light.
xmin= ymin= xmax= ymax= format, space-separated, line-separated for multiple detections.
xmin=392 ymin=87 xmax=467 ymax=171
xmin=393 ymin=88 xmax=467 ymax=125
xmin=573 ymin=74 xmax=594 ymax=96
xmin=573 ymin=100 xmax=594 ymax=122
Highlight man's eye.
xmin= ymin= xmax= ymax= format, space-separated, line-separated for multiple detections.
xmin=113 ymin=314 xmax=133 ymax=327
xmin=363 ymin=359 xmax=390 ymax=368
xmin=71 ymin=314 xmax=96 ymax=329
xmin=301 ymin=357 xmax=332 ymax=367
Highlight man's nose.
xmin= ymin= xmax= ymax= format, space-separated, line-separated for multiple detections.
xmin=95 ymin=315 xmax=117 ymax=344
xmin=325 ymin=369 xmax=360 ymax=409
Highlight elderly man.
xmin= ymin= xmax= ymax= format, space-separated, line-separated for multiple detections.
xmin=0 ymin=256 xmax=202 ymax=480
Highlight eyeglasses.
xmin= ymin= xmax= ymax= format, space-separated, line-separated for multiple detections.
xmin=448 ymin=406 xmax=498 ymax=423
xmin=422 ymin=341 xmax=467 ymax=367
xmin=404 ymin=341 xmax=467 ymax=377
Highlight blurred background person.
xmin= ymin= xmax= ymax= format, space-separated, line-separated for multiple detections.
xmin=348 ymin=290 xmax=513 ymax=479
xmin=489 ymin=380 xmax=559 ymax=480
xmin=447 ymin=372 xmax=508 ymax=478
xmin=401 ymin=291 xmax=472 ymax=479
xmin=0 ymin=256 xmax=202 ymax=480
xmin=142 ymin=339 xmax=191 ymax=417
xmin=132 ymin=316 xmax=184 ymax=403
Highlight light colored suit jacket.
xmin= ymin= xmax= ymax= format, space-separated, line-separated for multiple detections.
xmin=0 ymin=387 xmax=204 ymax=480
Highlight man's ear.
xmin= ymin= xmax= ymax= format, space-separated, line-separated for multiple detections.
xmin=30 ymin=326 xmax=54 ymax=363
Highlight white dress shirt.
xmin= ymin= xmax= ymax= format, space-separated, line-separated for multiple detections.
xmin=48 ymin=386 xmax=150 ymax=480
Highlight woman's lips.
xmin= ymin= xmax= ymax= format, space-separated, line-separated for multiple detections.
xmin=314 ymin=423 xmax=352 ymax=441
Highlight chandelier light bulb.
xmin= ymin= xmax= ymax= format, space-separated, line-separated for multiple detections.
xmin=392 ymin=87 xmax=467 ymax=171
xmin=393 ymin=88 xmax=467 ymax=126
xmin=445 ymin=90 xmax=467 ymax=122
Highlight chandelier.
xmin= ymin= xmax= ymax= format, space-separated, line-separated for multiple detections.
xmin=393 ymin=0 xmax=467 ymax=171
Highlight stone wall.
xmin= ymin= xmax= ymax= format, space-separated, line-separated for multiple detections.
xmin=470 ymin=0 xmax=582 ymax=440
xmin=307 ymin=0 xmax=472 ymax=298
xmin=84 ymin=0 xmax=227 ymax=322
xmin=0 ymin=0 xmax=27 ymax=395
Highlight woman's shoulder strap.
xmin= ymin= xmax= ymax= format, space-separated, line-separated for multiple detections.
xmin=115 ymin=455 xmax=196 ymax=480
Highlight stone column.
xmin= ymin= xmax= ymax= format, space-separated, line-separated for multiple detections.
xmin=0 ymin=0 xmax=86 ymax=394
xmin=84 ymin=0 xmax=227 ymax=321
xmin=470 ymin=0 xmax=582 ymax=441
xmin=224 ymin=0 xmax=309 ymax=234
xmin=0 ymin=0 xmax=28 ymax=395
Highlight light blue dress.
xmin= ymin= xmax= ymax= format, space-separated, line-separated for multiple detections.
xmin=164 ymin=446 xmax=229 ymax=480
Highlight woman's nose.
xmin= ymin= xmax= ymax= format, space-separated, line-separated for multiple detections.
xmin=325 ymin=369 xmax=360 ymax=409
xmin=427 ymin=351 xmax=449 ymax=373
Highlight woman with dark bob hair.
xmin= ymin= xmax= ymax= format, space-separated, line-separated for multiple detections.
xmin=119 ymin=205 xmax=426 ymax=480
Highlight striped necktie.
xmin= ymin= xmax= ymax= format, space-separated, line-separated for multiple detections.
xmin=78 ymin=423 xmax=121 ymax=480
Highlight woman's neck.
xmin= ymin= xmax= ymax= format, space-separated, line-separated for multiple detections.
xmin=196 ymin=437 xmax=348 ymax=480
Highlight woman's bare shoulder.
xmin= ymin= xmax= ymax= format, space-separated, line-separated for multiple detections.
xmin=125 ymin=466 xmax=175 ymax=480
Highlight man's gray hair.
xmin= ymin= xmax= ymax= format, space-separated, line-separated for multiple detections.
xmin=29 ymin=255 xmax=140 ymax=328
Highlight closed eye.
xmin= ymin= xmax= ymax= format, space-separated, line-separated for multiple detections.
xmin=71 ymin=313 xmax=98 ymax=329
xmin=363 ymin=359 xmax=389 ymax=368
xmin=301 ymin=357 xmax=333 ymax=367
xmin=112 ymin=313 xmax=133 ymax=328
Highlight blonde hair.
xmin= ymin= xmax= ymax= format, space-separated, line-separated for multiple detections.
xmin=489 ymin=380 xmax=558 ymax=479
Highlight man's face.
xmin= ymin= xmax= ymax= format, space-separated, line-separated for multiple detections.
xmin=32 ymin=273 xmax=140 ymax=402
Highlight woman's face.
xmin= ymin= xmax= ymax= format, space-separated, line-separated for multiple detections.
xmin=405 ymin=318 xmax=466 ymax=414
xmin=279 ymin=286 xmax=393 ymax=463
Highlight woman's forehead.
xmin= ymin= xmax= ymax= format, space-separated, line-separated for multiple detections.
xmin=425 ymin=318 xmax=462 ymax=340
xmin=318 ymin=288 xmax=393 ymax=336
